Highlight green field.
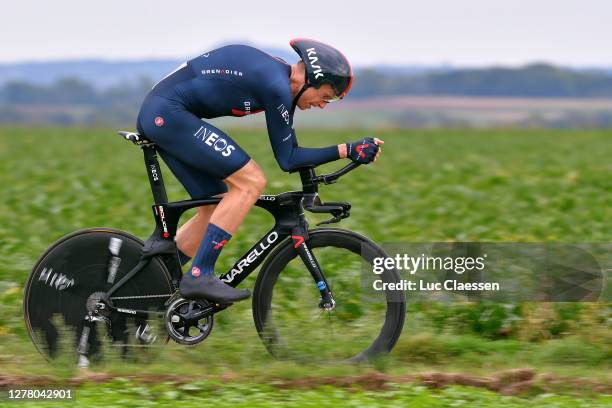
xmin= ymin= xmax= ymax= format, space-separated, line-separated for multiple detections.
xmin=0 ymin=127 xmax=610 ymax=406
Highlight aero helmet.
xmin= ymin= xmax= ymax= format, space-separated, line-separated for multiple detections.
xmin=290 ymin=38 xmax=353 ymax=103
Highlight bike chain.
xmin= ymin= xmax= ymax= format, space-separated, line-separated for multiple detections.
xmin=107 ymin=293 xmax=175 ymax=347
xmin=109 ymin=294 xmax=172 ymax=300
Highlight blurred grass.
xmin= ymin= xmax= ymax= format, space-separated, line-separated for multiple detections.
xmin=0 ymin=126 xmax=610 ymax=395
xmin=5 ymin=381 xmax=612 ymax=408
xmin=1 ymin=127 xmax=610 ymax=266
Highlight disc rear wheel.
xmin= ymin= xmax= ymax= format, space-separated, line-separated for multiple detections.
xmin=24 ymin=228 xmax=174 ymax=363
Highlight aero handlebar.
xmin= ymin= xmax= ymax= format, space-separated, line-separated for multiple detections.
xmin=298 ymin=162 xmax=359 ymax=223
xmin=313 ymin=162 xmax=361 ymax=185
xmin=298 ymin=162 xmax=361 ymax=193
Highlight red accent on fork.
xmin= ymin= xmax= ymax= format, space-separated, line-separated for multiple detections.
xmin=292 ymin=235 xmax=305 ymax=248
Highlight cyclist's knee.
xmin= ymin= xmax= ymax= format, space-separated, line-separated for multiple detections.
xmin=250 ymin=167 xmax=267 ymax=195
xmin=243 ymin=162 xmax=266 ymax=197
xmin=226 ymin=160 xmax=266 ymax=198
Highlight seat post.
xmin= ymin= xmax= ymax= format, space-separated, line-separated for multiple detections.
xmin=142 ymin=145 xmax=168 ymax=204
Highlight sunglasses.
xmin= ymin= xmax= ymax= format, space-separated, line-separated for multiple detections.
xmin=323 ymin=95 xmax=341 ymax=103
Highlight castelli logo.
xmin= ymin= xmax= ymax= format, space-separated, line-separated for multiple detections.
xmin=356 ymin=143 xmax=369 ymax=158
xmin=191 ymin=267 xmax=201 ymax=277
xmin=154 ymin=116 xmax=164 ymax=127
xmin=213 ymin=239 xmax=228 ymax=250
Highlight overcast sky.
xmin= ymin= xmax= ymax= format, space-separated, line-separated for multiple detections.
xmin=2 ymin=0 xmax=610 ymax=66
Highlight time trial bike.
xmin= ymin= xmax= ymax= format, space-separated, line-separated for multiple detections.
xmin=24 ymin=131 xmax=405 ymax=366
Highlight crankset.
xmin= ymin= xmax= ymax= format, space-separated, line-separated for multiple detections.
xmin=164 ymin=297 xmax=214 ymax=345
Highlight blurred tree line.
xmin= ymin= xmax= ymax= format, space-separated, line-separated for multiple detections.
xmin=3 ymin=64 xmax=612 ymax=103
xmin=0 ymin=76 xmax=153 ymax=105
xmin=1 ymin=64 xmax=612 ymax=126
xmin=0 ymin=76 xmax=153 ymax=125
xmin=352 ymin=64 xmax=612 ymax=97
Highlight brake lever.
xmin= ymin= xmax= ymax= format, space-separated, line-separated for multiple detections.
xmin=315 ymin=207 xmax=351 ymax=226
xmin=316 ymin=216 xmax=342 ymax=226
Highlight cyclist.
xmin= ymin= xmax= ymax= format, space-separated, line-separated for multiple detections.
xmin=136 ymin=39 xmax=382 ymax=304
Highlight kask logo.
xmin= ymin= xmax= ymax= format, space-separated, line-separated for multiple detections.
xmin=306 ymin=48 xmax=324 ymax=79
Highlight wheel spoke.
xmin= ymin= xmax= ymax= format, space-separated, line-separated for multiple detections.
xmin=254 ymin=231 xmax=405 ymax=362
xmin=326 ymin=311 xmax=335 ymax=337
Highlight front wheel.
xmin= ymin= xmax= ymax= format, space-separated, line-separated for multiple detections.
xmin=253 ymin=228 xmax=405 ymax=362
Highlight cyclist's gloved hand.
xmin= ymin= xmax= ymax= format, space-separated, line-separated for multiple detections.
xmin=346 ymin=137 xmax=379 ymax=164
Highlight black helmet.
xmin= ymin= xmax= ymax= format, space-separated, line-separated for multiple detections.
xmin=290 ymin=38 xmax=353 ymax=100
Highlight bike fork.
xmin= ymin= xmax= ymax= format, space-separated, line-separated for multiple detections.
xmin=291 ymin=227 xmax=336 ymax=311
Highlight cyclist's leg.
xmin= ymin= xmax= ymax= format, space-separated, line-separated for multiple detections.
xmin=178 ymin=159 xmax=264 ymax=302
xmin=176 ymin=205 xmax=216 ymax=259
xmin=138 ymin=96 xmax=250 ymax=181
xmin=168 ymin=159 xmax=266 ymax=270
xmin=211 ymin=160 xmax=266 ymax=232
xmin=154 ymin=151 xmax=221 ymax=260
xmin=138 ymin=96 xmax=263 ymax=233
xmin=157 ymin=149 xmax=228 ymax=199
xmin=179 ymin=159 xmax=264 ymax=302
xmin=157 ymin=156 xmax=266 ymax=262
xmin=138 ymin=96 xmax=256 ymax=302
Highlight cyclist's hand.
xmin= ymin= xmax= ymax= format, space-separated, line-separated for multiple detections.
xmin=373 ymin=138 xmax=384 ymax=162
xmin=346 ymin=137 xmax=382 ymax=164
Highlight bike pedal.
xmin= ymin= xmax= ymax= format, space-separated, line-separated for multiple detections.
xmin=78 ymin=355 xmax=90 ymax=369
xmin=136 ymin=323 xmax=157 ymax=344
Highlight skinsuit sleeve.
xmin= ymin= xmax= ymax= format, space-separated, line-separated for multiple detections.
xmin=261 ymin=82 xmax=340 ymax=172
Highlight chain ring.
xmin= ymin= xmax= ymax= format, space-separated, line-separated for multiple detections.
xmin=164 ymin=297 xmax=214 ymax=345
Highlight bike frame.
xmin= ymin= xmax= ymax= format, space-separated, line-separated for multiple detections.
xmin=104 ymin=141 xmax=353 ymax=316
xmin=143 ymin=192 xmax=321 ymax=288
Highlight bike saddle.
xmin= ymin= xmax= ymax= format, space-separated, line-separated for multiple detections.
xmin=118 ymin=131 xmax=156 ymax=146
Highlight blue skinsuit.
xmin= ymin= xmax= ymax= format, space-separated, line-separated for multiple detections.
xmin=137 ymin=45 xmax=340 ymax=198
